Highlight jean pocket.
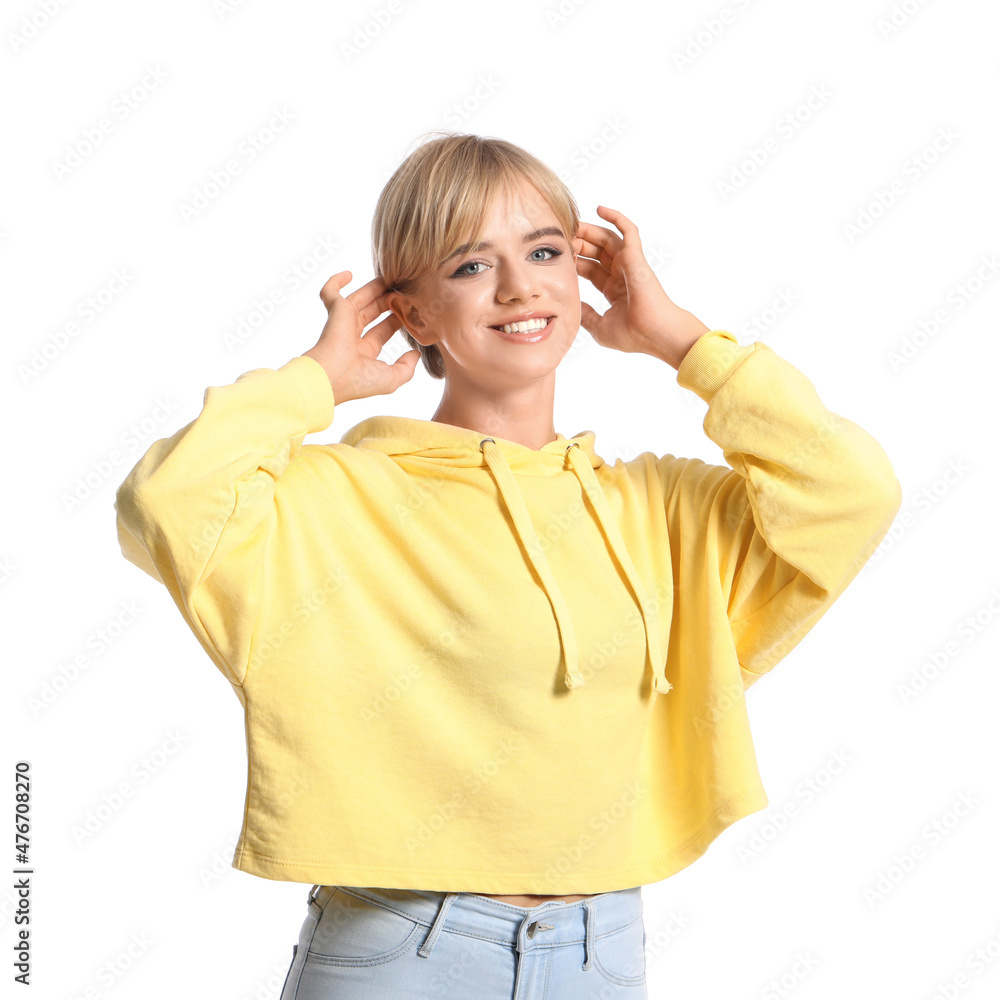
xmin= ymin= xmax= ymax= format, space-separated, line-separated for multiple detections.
xmin=594 ymin=914 xmax=646 ymax=987
xmin=307 ymin=888 xmax=423 ymax=967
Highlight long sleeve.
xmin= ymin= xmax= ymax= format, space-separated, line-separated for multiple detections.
xmin=659 ymin=329 xmax=902 ymax=689
xmin=113 ymin=354 xmax=336 ymax=687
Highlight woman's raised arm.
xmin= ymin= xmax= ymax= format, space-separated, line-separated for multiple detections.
xmin=657 ymin=329 xmax=903 ymax=688
xmin=112 ymin=271 xmax=417 ymax=688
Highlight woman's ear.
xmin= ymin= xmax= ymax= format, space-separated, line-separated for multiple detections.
xmin=387 ymin=291 xmax=428 ymax=345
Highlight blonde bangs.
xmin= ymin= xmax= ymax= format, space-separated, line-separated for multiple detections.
xmin=371 ymin=132 xmax=580 ymax=376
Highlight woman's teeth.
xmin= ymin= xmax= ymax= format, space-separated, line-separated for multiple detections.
xmin=494 ymin=318 xmax=550 ymax=334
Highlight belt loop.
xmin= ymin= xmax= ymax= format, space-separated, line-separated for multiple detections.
xmin=417 ymin=892 xmax=459 ymax=959
xmin=307 ymin=884 xmax=321 ymax=907
xmin=582 ymin=901 xmax=596 ymax=971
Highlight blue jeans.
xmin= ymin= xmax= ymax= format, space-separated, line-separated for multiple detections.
xmin=279 ymin=883 xmax=647 ymax=999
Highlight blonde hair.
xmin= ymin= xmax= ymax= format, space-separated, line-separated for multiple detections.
xmin=371 ymin=131 xmax=580 ymax=379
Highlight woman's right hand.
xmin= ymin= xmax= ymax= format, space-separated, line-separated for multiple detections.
xmin=301 ymin=270 xmax=421 ymax=404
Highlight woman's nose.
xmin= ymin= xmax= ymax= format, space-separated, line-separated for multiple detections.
xmin=496 ymin=261 xmax=542 ymax=302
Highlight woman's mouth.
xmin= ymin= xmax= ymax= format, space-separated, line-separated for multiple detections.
xmin=488 ymin=316 xmax=554 ymax=344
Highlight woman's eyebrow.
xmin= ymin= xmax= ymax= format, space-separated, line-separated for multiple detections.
xmin=442 ymin=227 xmax=566 ymax=266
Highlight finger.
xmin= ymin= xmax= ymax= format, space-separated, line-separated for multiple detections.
xmin=324 ymin=281 xmax=393 ymax=329
xmin=575 ymin=235 xmax=615 ymax=271
xmin=319 ymin=271 xmax=353 ymax=310
xmin=595 ymin=206 xmax=642 ymax=249
xmin=386 ymin=349 xmax=422 ymax=393
xmin=354 ymin=291 xmax=396 ymax=329
xmin=576 ymin=220 xmax=624 ymax=256
xmin=576 ymin=220 xmax=621 ymax=245
xmin=319 ymin=270 xmax=352 ymax=300
xmin=344 ymin=273 xmax=390 ymax=311
xmin=393 ymin=348 xmax=422 ymax=374
xmin=576 ymin=255 xmax=611 ymax=297
xmin=358 ymin=311 xmax=402 ymax=352
xmin=579 ymin=300 xmax=602 ymax=334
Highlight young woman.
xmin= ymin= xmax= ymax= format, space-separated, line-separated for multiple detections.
xmin=114 ymin=134 xmax=901 ymax=999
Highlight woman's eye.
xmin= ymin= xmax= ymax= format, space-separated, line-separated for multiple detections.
xmin=452 ymin=245 xmax=563 ymax=278
xmin=531 ymin=246 xmax=563 ymax=262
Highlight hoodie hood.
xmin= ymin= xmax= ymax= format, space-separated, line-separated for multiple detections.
xmin=341 ymin=415 xmax=672 ymax=697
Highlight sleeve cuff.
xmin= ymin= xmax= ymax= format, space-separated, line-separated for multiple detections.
xmin=675 ymin=329 xmax=757 ymax=405
xmin=278 ymin=355 xmax=336 ymax=432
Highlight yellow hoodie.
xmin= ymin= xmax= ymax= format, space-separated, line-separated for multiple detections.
xmin=113 ymin=329 xmax=902 ymax=894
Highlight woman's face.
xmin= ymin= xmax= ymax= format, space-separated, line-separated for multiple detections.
xmin=390 ymin=176 xmax=582 ymax=387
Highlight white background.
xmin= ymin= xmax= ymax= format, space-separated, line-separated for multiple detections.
xmin=4 ymin=0 xmax=1000 ymax=997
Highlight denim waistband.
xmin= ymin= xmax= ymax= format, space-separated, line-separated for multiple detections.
xmin=306 ymin=884 xmax=643 ymax=966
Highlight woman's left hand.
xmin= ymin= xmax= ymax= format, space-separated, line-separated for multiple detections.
xmin=574 ymin=206 xmax=709 ymax=368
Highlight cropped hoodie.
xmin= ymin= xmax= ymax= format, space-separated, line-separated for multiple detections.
xmin=113 ymin=329 xmax=902 ymax=893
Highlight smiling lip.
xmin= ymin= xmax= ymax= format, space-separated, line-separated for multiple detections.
xmin=489 ymin=312 xmax=554 ymax=328
xmin=489 ymin=316 xmax=555 ymax=344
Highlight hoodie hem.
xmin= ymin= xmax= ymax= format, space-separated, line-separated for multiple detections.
xmin=230 ymin=785 xmax=770 ymax=893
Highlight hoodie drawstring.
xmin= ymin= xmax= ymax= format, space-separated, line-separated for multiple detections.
xmin=479 ymin=437 xmax=672 ymax=696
